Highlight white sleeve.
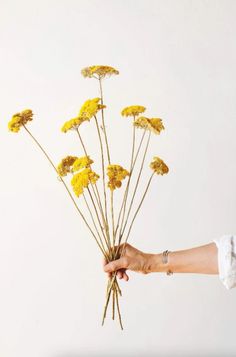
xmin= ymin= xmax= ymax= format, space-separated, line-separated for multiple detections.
xmin=213 ymin=234 xmax=236 ymax=289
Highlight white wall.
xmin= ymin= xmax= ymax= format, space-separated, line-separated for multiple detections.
xmin=0 ymin=0 xmax=236 ymax=356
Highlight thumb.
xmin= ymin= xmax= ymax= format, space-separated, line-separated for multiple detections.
xmin=103 ymin=257 xmax=127 ymax=273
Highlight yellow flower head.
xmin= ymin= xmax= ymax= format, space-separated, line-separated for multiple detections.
xmin=107 ymin=164 xmax=129 ymax=191
xmin=150 ymin=157 xmax=169 ymax=175
xmin=81 ymin=65 xmax=119 ymax=79
xmin=72 ymin=156 xmax=93 ymax=172
xmin=133 ymin=116 xmax=150 ymax=130
xmin=8 ymin=109 xmax=33 ymax=133
xmin=134 ymin=116 xmax=165 ymax=135
xmin=57 ymin=156 xmax=78 ymax=177
xmin=61 ymin=116 xmax=87 ymax=133
xmin=148 ymin=118 xmax=165 ymax=134
xmin=71 ymin=168 xmax=100 ymax=197
xmin=121 ymin=105 xmax=146 ymax=117
xmin=79 ymin=98 xmax=106 ymax=120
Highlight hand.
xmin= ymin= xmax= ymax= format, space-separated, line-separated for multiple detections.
xmin=103 ymin=243 xmax=153 ymax=281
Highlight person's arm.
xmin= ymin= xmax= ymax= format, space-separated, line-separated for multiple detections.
xmin=103 ymin=242 xmax=218 ymax=281
xmin=103 ymin=235 xmax=236 ymax=289
xmin=150 ymin=243 xmax=218 ymax=274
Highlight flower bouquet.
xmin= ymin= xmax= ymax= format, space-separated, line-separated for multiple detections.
xmin=8 ymin=65 xmax=169 ymax=329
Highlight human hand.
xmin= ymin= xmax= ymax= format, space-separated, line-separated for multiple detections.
xmin=103 ymin=243 xmax=154 ymax=281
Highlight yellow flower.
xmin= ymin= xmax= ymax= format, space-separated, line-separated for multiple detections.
xmin=150 ymin=157 xmax=169 ymax=175
xmin=61 ymin=116 xmax=87 ymax=133
xmin=81 ymin=65 xmax=119 ymax=79
xmin=133 ymin=116 xmax=150 ymax=130
xmin=61 ymin=98 xmax=105 ymax=133
xmin=57 ymin=156 xmax=78 ymax=177
xmin=71 ymin=168 xmax=100 ymax=197
xmin=121 ymin=105 xmax=146 ymax=117
xmin=79 ymin=98 xmax=106 ymax=120
xmin=148 ymin=118 xmax=165 ymax=134
xmin=134 ymin=116 xmax=165 ymax=135
xmin=8 ymin=109 xmax=33 ymax=133
xmin=107 ymin=164 xmax=129 ymax=191
xmin=72 ymin=156 xmax=94 ymax=172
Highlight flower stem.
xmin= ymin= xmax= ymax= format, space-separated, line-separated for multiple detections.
xmin=99 ymin=78 xmax=111 ymax=164
xmin=120 ymin=131 xmax=151 ymax=239
xmin=114 ymin=129 xmax=147 ymax=238
xmin=115 ymin=283 xmax=123 ymax=330
xmin=94 ymin=116 xmax=110 ymax=239
xmin=117 ymin=120 xmax=136 ymax=241
xmin=76 ymin=128 xmax=111 ymax=255
xmin=82 ymin=193 xmax=109 ymax=259
xmin=122 ymin=172 xmax=155 ymax=247
xmin=22 ymin=125 xmax=106 ymax=257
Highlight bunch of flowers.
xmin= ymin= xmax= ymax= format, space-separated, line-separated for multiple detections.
xmin=8 ymin=65 xmax=169 ymax=329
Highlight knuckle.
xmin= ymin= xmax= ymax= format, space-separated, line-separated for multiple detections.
xmin=110 ymin=262 xmax=115 ymax=271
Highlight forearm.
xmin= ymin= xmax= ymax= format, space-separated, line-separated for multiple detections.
xmin=148 ymin=243 xmax=219 ymax=275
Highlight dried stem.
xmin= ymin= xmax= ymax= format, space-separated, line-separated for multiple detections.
xmin=121 ymin=172 xmax=155 ymax=251
xmin=111 ymin=190 xmax=115 ymax=249
xmin=76 ymin=128 xmax=112 ymax=255
xmin=22 ymin=125 xmax=106 ymax=257
xmin=118 ymin=118 xmax=136 ymax=237
xmin=115 ymin=284 xmax=123 ymax=330
xmin=87 ymin=187 xmax=110 ymax=251
xmin=120 ymin=131 xmax=151 ymax=240
xmin=114 ymin=129 xmax=147 ymax=238
xmin=99 ymin=78 xmax=111 ymax=164
xmin=82 ymin=193 xmax=109 ymax=259
xmin=94 ymin=116 xmax=109 ymax=238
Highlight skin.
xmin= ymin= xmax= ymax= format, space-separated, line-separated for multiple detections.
xmin=103 ymin=242 xmax=219 ymax=281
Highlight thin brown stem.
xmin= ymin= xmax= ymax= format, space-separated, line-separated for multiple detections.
xmin=112 ymin=288 xmax=115 ymax=320
xmin=119 ymin=119 xmax=136 ymax=231
xmin=111 ymin=190 xmax=115 ymax=252
xmin=76 ymin=128 xmax=111 ymax=254
xmin=115 ymin=284 xmax=123 ymax=330
xmin=102 ymin=272 xmax=117 ymax=325
xmin=114 ymin=129 xmax=147 ymax=238
xmin=99 ymin=78 xmax=111 ymax=164
xmin=122 ymin=172 xmax=155 ymax=251
xmin=87 ymin=187 xmax=110 ymax=251
xmin=94 ymin=116 xmax=109 ymax=233
xmin=82 ymin=193 xmax=109 ymax=259
xmin=22 ymin=125 xmax=105 ymax=257
xmin=120 ymin=131 xmax=151 ymax=239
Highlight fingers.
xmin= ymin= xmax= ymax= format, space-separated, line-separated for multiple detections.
xmin=117 ymin=270 xmax=123 ymax=279
xmin=102 ymin=255 xmax=129 ymax=281
xmin=123 ymin=271 xmax=129 ymax=281
xmin=102 ymin=256 xmax=111 ymax=278
xmin=103 ymin=257 xmax=128 ymax=273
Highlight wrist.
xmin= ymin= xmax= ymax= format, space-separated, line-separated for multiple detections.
xmin=145 ymin=253 xmax=167 ymax=273
xmin=148 ymin=253 xmax=173 ymax=273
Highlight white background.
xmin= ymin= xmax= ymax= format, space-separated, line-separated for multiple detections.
xmin=0 ymin=0 xmax=236 ymax=356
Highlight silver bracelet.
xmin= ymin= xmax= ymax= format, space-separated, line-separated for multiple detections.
xmin=162 ymin=250 xmax=173 ymax=275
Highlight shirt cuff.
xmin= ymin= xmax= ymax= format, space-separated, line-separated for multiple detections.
xmin=213 ymin=234 xmax=236 ymax=290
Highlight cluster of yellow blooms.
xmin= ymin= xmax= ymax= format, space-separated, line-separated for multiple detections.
xmin=79 ymin=98 xmax=106 ymax=120
xmin=107 ymin=165 xmax=129 ymax=191
xmin=150 ymin=157 xmax=169 ymax=175
xmin=134 ymin=116 xmax=165 ymax=135
xmin=57 ymin=155 xmax=78 ymax=176
xmin=71 ymin=168 xmax=100 ymax=197
xmin=72 ymin=156 xmax=94 ymax=172
xmin=61 ymin=98 xmax=105 ymax=133
xmin=57 ymin=155 xmax=99 ymax=197
xmin=8 ymin=109 xmax=33 ymax=133
xmin=121 ymin=105 xmax=146 ymax=117
xmin=7 ymin=64 xmax=169 ymax=200
xmin=81 ymin=65 xmax=119 ymax=79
